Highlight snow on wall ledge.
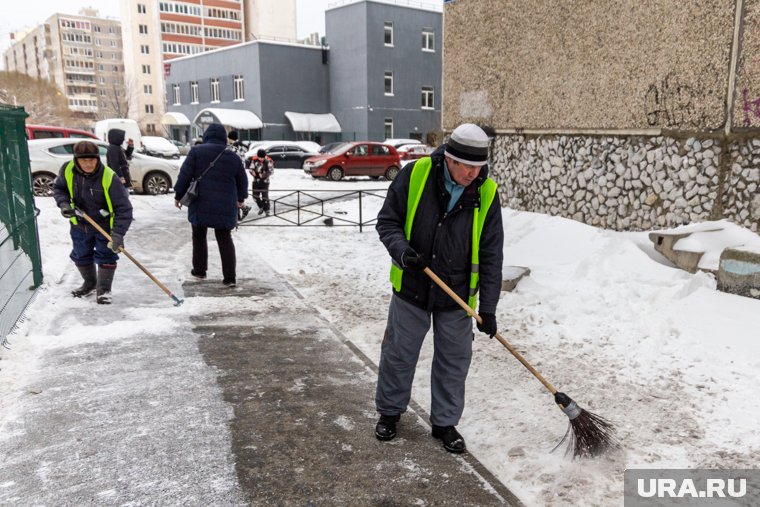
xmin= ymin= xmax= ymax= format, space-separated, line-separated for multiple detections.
xmin=489 ymin=134 xmax=760 ymax=232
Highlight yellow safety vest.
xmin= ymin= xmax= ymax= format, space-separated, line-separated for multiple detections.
xmin=64 ymin=160 xmax=116 ymax=229
xmin=389 ymin=157 xmax=497 ymax=310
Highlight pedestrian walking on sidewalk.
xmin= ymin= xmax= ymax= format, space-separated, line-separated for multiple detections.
xmin=53 ymin=140 xmax=134 ymax=304
xmin=374 ymin=123 xmax=504 ymax=453
xmin=106 ymin=129 xmax=134 ymax=190
xmin=248 ymin=148 xmax=274 ymax=216
xmin=174 ymin=123 xmax=248 ymax=287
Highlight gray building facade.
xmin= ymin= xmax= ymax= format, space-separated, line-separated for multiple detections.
xmin=326 ymin=1 xmax=442 ymax=142
xmin=163 ymin=0 xmax=441 ymax=144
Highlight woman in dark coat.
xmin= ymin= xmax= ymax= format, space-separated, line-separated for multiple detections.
xmin=174 ymin=123 xmax=248 ymax=286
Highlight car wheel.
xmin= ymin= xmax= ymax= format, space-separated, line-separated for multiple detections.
xmin=327 ymin=166 xmax=343 ymax=181
xmin=143 ymin=171 xmax=171 ymax=195
xmin=385 ymin=166 xmax=400 ymax=181
xmin=32 ymin=173 xmax=56 ymax=197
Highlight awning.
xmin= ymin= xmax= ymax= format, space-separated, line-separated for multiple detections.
xmin=193 ymin=108 xmax=263 ymax=129
xmin=285 ymin=111 xmax=341 ymax=133
xmin=161 ymin=111 xmax=191 ymax=125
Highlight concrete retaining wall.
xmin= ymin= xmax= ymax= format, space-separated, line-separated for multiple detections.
xmin=490 ymin=134 xmax=760 ymax=232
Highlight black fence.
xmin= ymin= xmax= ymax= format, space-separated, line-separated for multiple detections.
xmin=238 ymin=188 xmax=389 ymax=232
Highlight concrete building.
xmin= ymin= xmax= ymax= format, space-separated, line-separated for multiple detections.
xmin=326 ymin=0 xmax=442 ymax=143
xmin=119 ymin=0 xmax=295 ymax=135
xmin=3 ymin=8 xmax=126 ymax=119
xmin=163 ymin=0 xmax=442 ymax=144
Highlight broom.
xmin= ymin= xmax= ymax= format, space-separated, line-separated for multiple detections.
xmin=424 ymin=267 xmax=618 ymax=458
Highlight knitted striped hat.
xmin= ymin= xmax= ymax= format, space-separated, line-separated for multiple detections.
xmin=444 ymin=123 xmax=489 ymax=165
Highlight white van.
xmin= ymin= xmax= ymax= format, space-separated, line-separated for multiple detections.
xmin=94 ymin=118 xmax=142 ymax=148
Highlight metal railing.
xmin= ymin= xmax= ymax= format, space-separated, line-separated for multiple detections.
xmin=0 ymin=103 xmax=43 ymax=348
xmin=237 ymin=188 xmax=388 ymax=232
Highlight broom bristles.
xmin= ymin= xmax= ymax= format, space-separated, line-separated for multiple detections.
xmin=553 ymin=392 xmax=619 ymax=459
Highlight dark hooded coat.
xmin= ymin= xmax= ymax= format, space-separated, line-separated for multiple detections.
xmin=106 ymin=129 xmax=133 ymax=186
xmin=174 ymin=124 xmax=248 ymax=230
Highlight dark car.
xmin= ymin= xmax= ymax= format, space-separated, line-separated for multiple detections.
xmin=303 ymin=142 xmax=401 ymax=181
xmin=264 ymin=143 xmax=319 ymax=168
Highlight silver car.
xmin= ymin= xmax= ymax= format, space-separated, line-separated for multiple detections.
xmin=28 ymin=138 xmax=180 ymax=197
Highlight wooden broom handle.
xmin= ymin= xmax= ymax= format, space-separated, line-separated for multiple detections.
xmin=423 ymin=267 xmax=557 ymax=395
xmin=77 ymin=211 xmax=177 ymax=299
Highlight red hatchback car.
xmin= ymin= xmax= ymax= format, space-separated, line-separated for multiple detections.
xmin=303 ymin=142 xmax=401 ymax=181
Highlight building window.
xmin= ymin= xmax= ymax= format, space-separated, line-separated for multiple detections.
xmin=421 ymin=86 xmax=434 ymax=109
xmin=142 ymin=64 xmax=151 ymax=74
xmin=139 ymin=24 xmax=148 ymax=34
xmin=172 ymin=84 xmax=181 ymax=105
xmin=422 ymin=29 xmax=435 ymax=52
xmin=384 ymin=118 xmax=393 ymax=139
xmin=146 ymin=124 xmax=156 ymax=134
xmin=190 ymin=81 xmax=199 ymax=104
xmin=140 ymin=45 xmax=150 ymax=54
xmin=145 ymin=104 xmax=154 ymax=114
xmin=384 ymin=22 xmax=393 ymax=46
xmin=233 ymin=75 xmax=244 ymax=101
xmin=144 ymin=84 xmax=153 ymax=94
xmin=384 ymin=71 xmax=393 ymax=96
xmin=210 ymin=77 xmax=220 ymax=103
xmin=137 ymin=3 xmax=146 ymax=14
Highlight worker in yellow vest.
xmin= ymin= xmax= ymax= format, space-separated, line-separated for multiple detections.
xmin=53 ymin=141 xmax=133 ymax=304
xmin=375 ymin=124 xmax=504 ymax=453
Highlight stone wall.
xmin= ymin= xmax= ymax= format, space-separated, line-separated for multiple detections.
xmin=490 ymin=134 xmax=759 ymax=232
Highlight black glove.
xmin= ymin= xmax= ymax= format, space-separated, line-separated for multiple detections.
xmin=60 ymin=204 xmax=76 ymax=218
xmin=477 ymin=312 xmax=498 ymax=338
xmin=401 ymin=247 xmax=427 ymax=271
xmin=107 ymin=231 xmax=124 ymax=253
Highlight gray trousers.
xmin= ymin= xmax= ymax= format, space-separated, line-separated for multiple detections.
xmin=375 ymin=295 xmax=474 ymax=427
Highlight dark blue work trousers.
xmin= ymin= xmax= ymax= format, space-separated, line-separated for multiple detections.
xmin=69 ymin=224 xmax=118 ymax=266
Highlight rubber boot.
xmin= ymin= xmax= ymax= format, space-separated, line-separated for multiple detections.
xmin=96 ymin=264 xmax=116 ymax=305
xmin=72 ymin=264 xmax=97 ymax=297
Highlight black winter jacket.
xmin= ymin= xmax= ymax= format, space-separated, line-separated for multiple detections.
xmin=376 ymin=145 xmax=504 ymax=313
xmin=106 ymin=129 xmax=133 ymax=183
xmin=174 ymin=124 xmax=248 ymax=230
xmin=52 ymin=159 xmax=134 ymax=236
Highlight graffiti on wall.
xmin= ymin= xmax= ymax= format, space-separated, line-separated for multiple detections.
xmin=742 ymin=89 xmax=760 ymax=127
xmin=644 ymin=71 xmax=714 ymax=129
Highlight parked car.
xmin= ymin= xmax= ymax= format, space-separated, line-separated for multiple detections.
xmin=169 ymin=139 xmax=190 ymax=156
xmin=303 ymin=142 xmax=401 ymax=181
xmin=94 ymin=118 xmax=141 ymax=148
xmin=25 ymin=125 xmax=98 ymax=140
xmin=244 ymin=141 xmax=319 ymax=169
xmin=140 ymin=136 xmax=181 ymax=159
xmin=319 ymin=141 xmax=347 ymax=154
xmin=383 ymin=138 xmax=422 ymax=149
xmin=397 ymin=143 xmax=431 ymax=163
xmin=28 ymin=138 xmax=179 ymax=197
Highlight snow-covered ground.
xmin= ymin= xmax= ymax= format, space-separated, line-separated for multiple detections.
xmin=3 ymin=167 xmax=760 ymax=506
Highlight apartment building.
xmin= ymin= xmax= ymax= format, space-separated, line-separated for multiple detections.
xmin=120 ymin=0 xmax=294 ymax=135
xmin=3 ymin=8 xmax=126 ymax=119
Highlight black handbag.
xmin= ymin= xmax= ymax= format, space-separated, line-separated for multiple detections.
xmin=179 ymin=148 xmax=228 ymax=206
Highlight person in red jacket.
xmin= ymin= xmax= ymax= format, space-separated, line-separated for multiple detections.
xmin=247 ymin=148 xmax=274 ymax=216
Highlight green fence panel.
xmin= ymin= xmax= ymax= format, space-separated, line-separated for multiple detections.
xmin=0 ymin=103 xmax=43 ymax=346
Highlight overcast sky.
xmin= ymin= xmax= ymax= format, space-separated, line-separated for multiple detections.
xmin=0 ymin=0 xmax=332 ymax=67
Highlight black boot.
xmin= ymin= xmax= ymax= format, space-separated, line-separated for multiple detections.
xmin=432 ymin=425 xmax=466 ymax=453
xmin=375 ymin=414 xmax=400 ymax=441
xmin=71 ymin=264 xmax=97 ymax=297
xmin=96 ymin=264 xmax=116 ymax=305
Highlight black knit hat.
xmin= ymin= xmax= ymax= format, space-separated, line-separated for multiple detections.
xmin=444 ymin=123 xmax=490 ymax=165
xmin=228 ymin=130 xmax=239 ymax=141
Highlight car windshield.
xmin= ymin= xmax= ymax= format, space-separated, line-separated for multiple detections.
xmin=331 ymin=143 xmax=353 ymax=155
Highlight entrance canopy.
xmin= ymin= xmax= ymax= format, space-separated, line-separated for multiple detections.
xmin=285 ymin=112 xmax=341 ymax=133
xmin=161 ymin=111 xmax=191 ymax=125
xmin=193 ymin=108 xmax=263 ymax=129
